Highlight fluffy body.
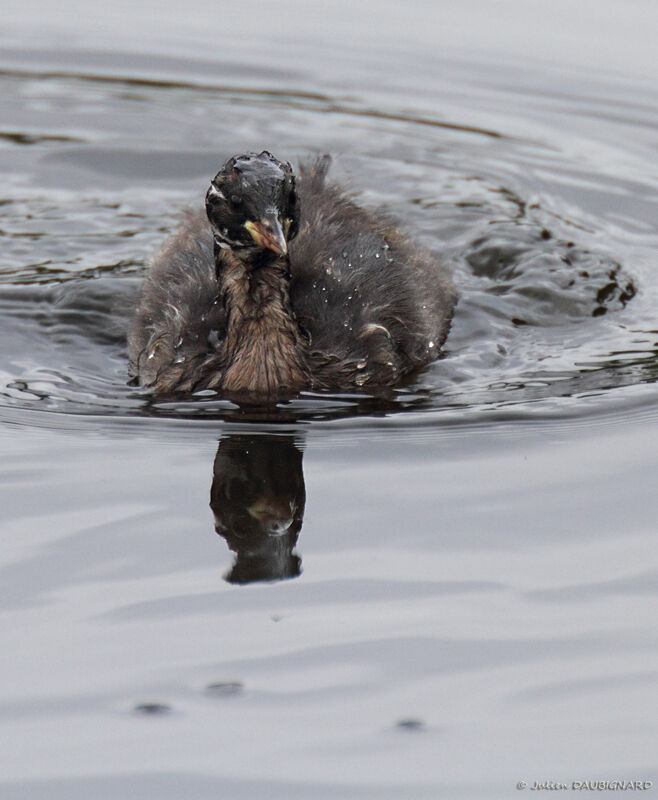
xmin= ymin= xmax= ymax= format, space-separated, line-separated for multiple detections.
xmin=129 ymin=158 xmax=456 ymax=397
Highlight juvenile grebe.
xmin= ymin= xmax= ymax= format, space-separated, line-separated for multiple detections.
xmin=129 ymin=151 xmax=456 ymax=398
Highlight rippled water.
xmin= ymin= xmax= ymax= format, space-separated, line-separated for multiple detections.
xmin=1 ymin=2 xmax=657 ymax=798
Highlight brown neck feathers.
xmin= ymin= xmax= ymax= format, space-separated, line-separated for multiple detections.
xmin=217 ymin=250 xmax=308 ymax=397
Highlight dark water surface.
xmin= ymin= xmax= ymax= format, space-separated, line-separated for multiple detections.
xmin=1 ymin=2 xmax=657 ymax=797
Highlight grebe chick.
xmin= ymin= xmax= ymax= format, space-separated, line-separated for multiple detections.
xmin=129 ymin=151 xmax=456 ymax=398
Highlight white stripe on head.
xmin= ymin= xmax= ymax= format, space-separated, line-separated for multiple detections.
xmin=207 ymin=184 xmax=226 ymax=201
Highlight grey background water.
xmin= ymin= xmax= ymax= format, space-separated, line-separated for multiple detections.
xmin=1 ymin=1 xmax=657 ymax=797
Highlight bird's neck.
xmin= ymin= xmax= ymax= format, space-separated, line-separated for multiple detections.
xmin=216 ymin=248 xmax=308 ymax=397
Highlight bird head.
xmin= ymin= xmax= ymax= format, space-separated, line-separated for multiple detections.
xmin=205 ymin=151 xmax=299 ymax=260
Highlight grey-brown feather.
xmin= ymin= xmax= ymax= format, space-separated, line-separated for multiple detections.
xmin=128 ymin=158 xmax=456 ymax=394
xmin=128 ymin=211 xmax=226 ymax=392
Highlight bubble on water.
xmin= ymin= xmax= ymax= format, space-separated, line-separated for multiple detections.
xmin=205 ymin=681 xmax=244 ymax=697
xmin=396 ymin=718 xmax=425 ymax=731
xmin=134 ymin=703 xmax=171 ymax=716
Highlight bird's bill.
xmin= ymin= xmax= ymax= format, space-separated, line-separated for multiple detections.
xmin=244 ymin=216 xmax=288 ymax=256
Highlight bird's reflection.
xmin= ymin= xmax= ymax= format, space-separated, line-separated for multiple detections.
xmin=211 ymin=432 xmax=305 ymax=584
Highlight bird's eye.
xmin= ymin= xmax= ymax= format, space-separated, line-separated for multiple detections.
xmin=229 ymin=195 xmax=242 ymax=209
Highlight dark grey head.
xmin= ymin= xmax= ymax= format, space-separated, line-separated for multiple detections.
xmin=205 ymin=151 xmax=299 ymax=258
